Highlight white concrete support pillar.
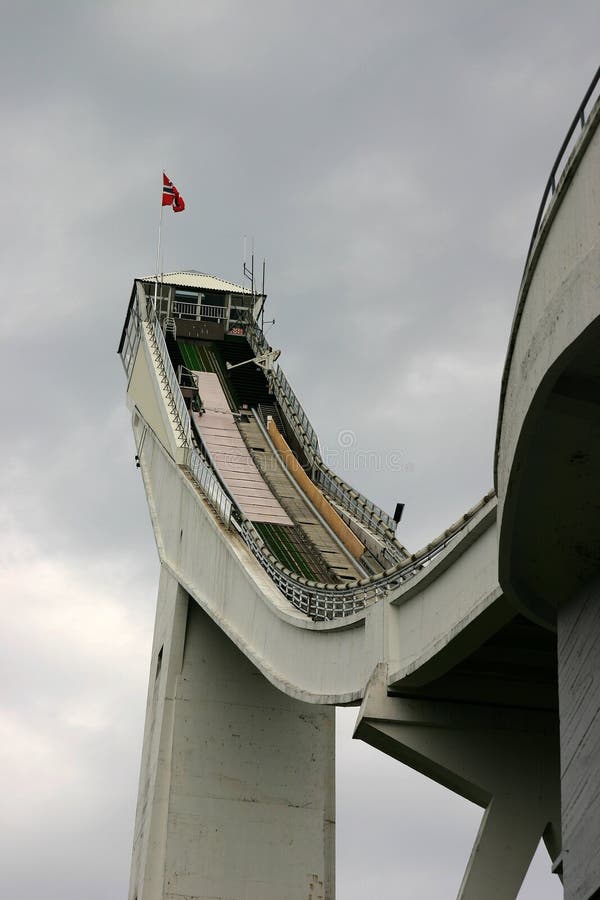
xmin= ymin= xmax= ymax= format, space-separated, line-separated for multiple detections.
xmin=129 ymin=566 xmax=335 ymax=900
xmin=457 ymin=796 xmax=553 ymax=900
xmin=354 ymin=665 xmax=561 ymax=900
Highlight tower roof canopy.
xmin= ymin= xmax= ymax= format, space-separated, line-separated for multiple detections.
xmin=141 ymin=271 xmax=254 ymax=295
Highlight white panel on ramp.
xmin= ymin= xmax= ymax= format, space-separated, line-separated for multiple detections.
xmin=191 ymin=371 xmax=292 ymax=525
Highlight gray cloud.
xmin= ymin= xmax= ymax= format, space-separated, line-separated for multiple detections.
xmin=2 ymin=1 xmax=595 ymax=896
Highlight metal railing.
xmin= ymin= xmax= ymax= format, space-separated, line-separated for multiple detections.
xmin=271 ymin=365 xmax=321 ymax=458
xmin=172 ymin=300 xmax=226 ymax=321
xmin=315 ymin=466 xmax=397 ymax=538
xmin=119 ymin=300 xmax=141 ymax=380
xmin=495 ymin=66 xmax=600 ymax=487
xmin=246 ymin=317 xmax=318 ymax=453
xmin=182 ymin=446 xmax=232 ymax=524
xmin=245 ymin=317 xmax=396 ymax=543
xmin=145 ymin=303 xmax=191 ymax=447
xmin=172 ymin=299 xmax=199 ymax=317
xmin=526 ymin=65 xmax=600 ymax=266
xmin=121 ymin=292 xmax=236 ymax=530
xmin=235 ymin=518 xmax=370 ymax=618
xmin=235 ymin=491 xmax=495 ymax=620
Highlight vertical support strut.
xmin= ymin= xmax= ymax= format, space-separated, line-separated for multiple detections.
xmin=354 ymin=665 xmax=561 ymax=900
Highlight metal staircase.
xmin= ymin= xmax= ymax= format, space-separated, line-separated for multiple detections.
xmin=144 ymin=312 xmax=190 ymax=447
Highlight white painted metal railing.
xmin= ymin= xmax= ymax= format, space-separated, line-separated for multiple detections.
xmin=120 ymin=300 xmax=141 ymax=380
xmin=183 ymin=446 xmax=233 ymax=524
xmin=235 ymin=518 xmax=370 ymax=618
xmin=145 ymin=304 xmax=191 ymax=447
xmin=172 ymin=300 xmax=226 ymax=321
xmin=171 ymin=299 xmax=198 ymax=317
xmin=144 ymin=305 xmax=235 ymax=525
xmin=235 ymin=492 xmax=495 ymax=620
xmin=120 ymin=293 xmax=232 ymax=526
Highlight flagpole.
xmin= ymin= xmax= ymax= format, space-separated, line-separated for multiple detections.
xmin=154 ymin=184 xmax=164 ymax=309
xmin=154 ymin=173 xmax=184 ymax=312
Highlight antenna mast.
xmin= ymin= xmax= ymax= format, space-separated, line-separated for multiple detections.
xmin=243 ymin=235 xmax=255 ymax=293
xmin=243 ymin=236 xmax=268 ymax=331
xmin=261 ymin=259 xmax=266 ymax=330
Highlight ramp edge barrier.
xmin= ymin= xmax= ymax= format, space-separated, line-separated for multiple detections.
xmin=525 ymin=64 xmax=600 ymax=267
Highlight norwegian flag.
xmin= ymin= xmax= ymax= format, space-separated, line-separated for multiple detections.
xmin=162 ymin=172 xmax=185 ymax=212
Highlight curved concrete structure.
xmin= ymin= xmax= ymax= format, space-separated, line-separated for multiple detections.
xmin=134 ymin=411 xmax=501 ymax=705
xmin=494 ymin=75 xmax=600 ymax=898
xmin=497 ymin=88 xmax=600 ymax=629
xmin=120 ymin=71 xmax=600 ymax=900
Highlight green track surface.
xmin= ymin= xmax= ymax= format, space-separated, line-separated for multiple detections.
xmin=177 ymin=338 xmax=326 ymax=581
xmin=178 ymin=340 xmax=237 ymax=409
xmin=254 ymin=522 xmax=325 ymax=581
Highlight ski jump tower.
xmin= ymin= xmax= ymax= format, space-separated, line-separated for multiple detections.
xmin=119 ymin=66 xmax=600 ymax=900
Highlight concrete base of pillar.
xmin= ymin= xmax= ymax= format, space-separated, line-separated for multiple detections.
xmin=129 ymin=567 xmax=335 ymax=900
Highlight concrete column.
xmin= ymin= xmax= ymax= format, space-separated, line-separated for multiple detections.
xmin=457 ymin=796 xmax=554 ymax=900
xmin=354 ymin=665 xmax=561 ymax=900
xmin=558 ymin=575 xmax=600 ymax=899
xmin=129 ymin=566 xmax=189 ymax=900
xmin=129 ymin=566 xmax=335 ymax=900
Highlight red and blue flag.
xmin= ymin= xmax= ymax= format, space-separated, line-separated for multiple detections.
xmin=162 ymin=173 xmax=185 ymax=212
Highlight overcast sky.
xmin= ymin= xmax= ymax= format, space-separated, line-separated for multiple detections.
xmin=1 ymin=2 xmax=598 ymax=898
